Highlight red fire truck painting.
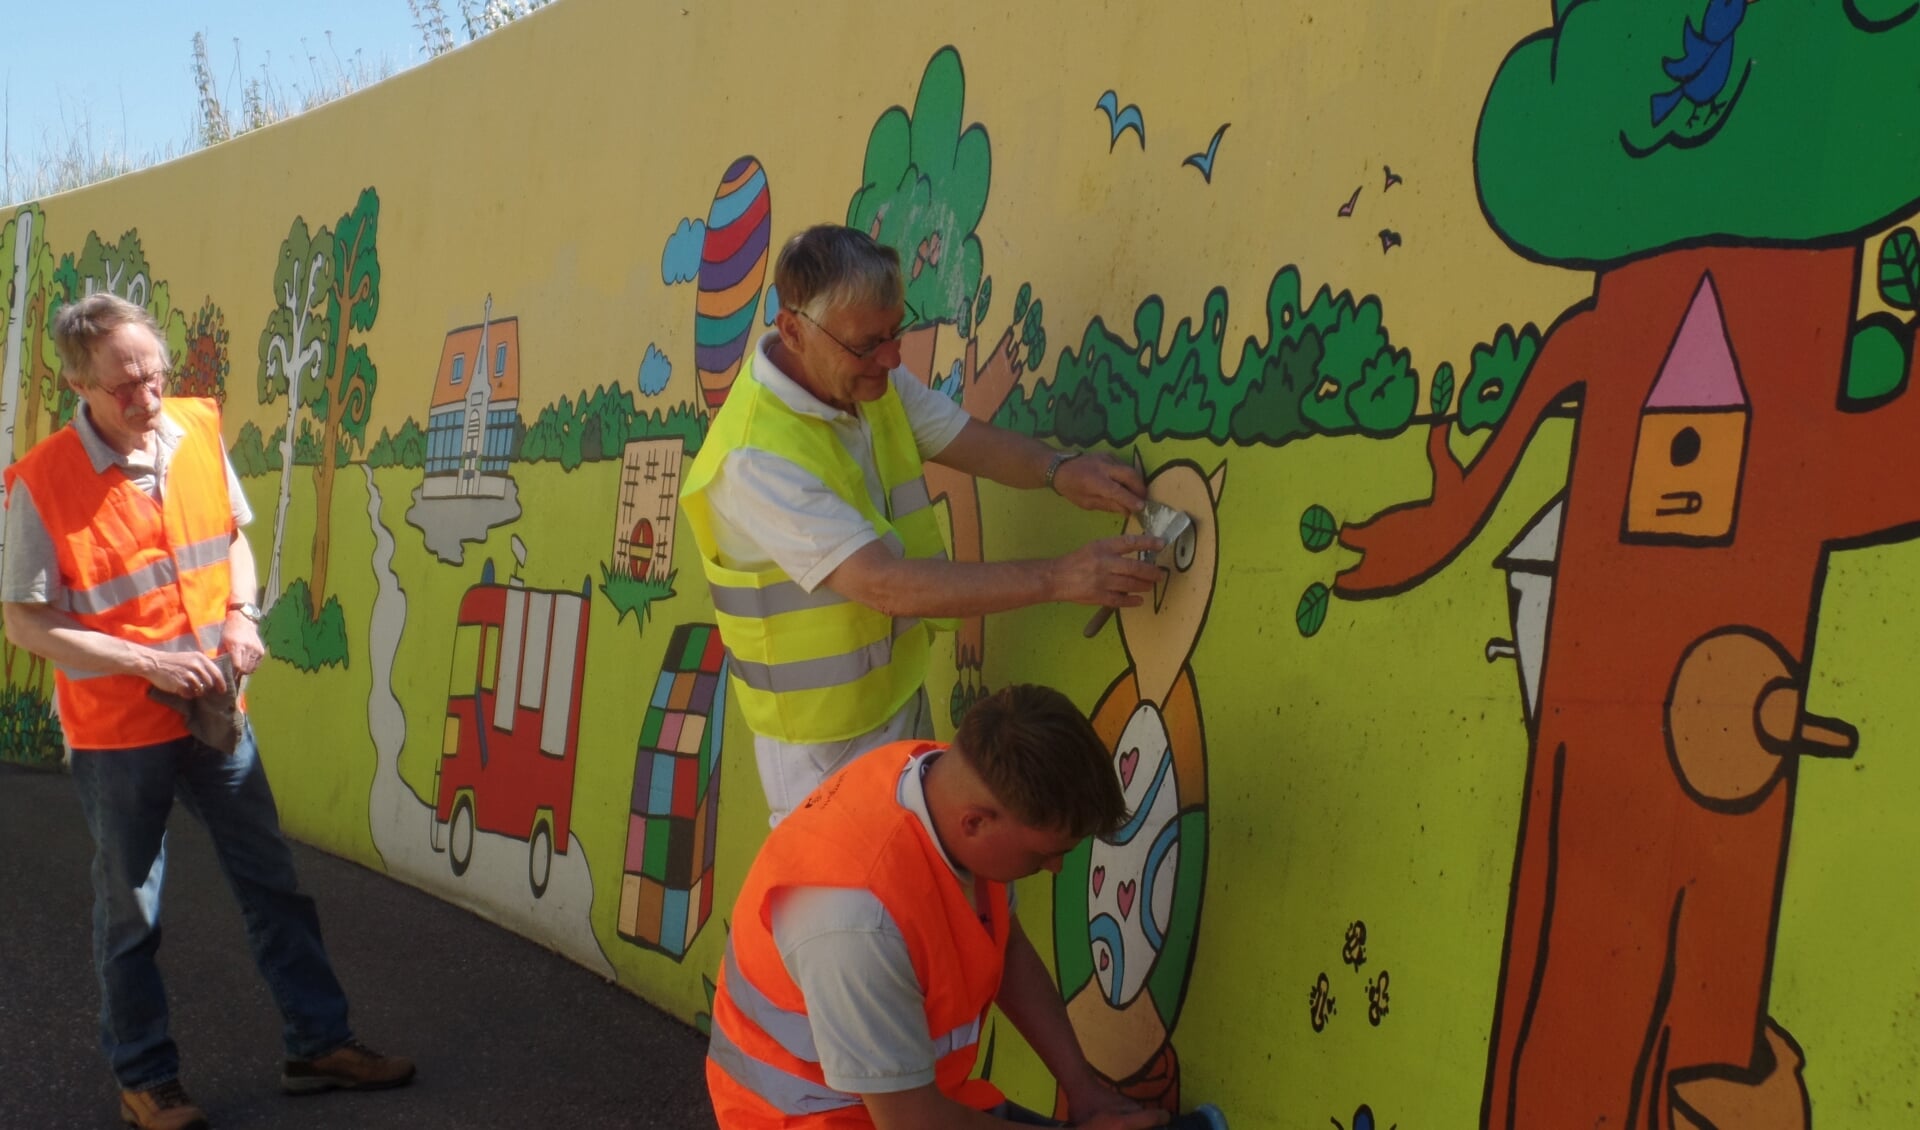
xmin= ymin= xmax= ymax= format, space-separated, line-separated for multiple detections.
xmin=431 ymin=560 xmax=592 ymax=897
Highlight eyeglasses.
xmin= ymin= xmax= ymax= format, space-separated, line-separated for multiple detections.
xmin=96 ymin=370 xmax=169 ymax=405
xmin=798 ymin=299 xmax=921 ymax=362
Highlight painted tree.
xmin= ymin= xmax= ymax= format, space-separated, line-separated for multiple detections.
xmin=256 ymin=187 xmax=381 ymax=617
xmin=844 ymin=47 xmax=1024 ymax=687
xmin=174 ymin=300 xmax=231 ymax=403
xmin=1337 ymin=4 xmax=1920 ymax=1127
xmin=0 ymin=205 xmax=51 ymax=640
xmin=306 ymin=188 xmax=381 ymax=615
xmin=30 ymin=229 xmax=191 ymax=445
xmin=256 ymin=215 xmax=332 ymax=608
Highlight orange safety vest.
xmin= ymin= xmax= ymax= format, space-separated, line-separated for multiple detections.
xmin=708 ymin=741 xmax=1009 ymax=1128
xmin=4 ymin=399 xmax=237 ymax=749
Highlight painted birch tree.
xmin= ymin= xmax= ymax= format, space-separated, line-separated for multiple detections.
xmin=256 ymin=216 xmax=331 ymax=608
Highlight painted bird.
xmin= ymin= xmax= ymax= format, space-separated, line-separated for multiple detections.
xmin=1651 ymin=0 xmax=1754 ymax=126
xmin=1183 ymin=123 xmax=1229 ymax=184
xmin=1378 ymin=229 xmax=1402 ymax=253
xmin=1383 ymin=166 xmax=1403 ymax=192
xmin=1337 ymin=186 xmax=1361 ymax=217
xmin=1096 ymin=91 xmax=1146 ymax=151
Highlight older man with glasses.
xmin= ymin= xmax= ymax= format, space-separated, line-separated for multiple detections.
xmin=2 ymin=293 xmax=412 ymax=1130
xmin=683 ymin=224 xmax=1163 ymax=825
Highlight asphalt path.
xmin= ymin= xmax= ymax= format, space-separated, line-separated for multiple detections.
xmin=0 ymin=762 xmax=718 ymax=1129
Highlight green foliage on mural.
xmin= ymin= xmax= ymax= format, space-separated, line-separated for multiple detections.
xmin=1429 ymin=361 xmax=1456 ymax=416
xmin=1476 ymin=4 xmax=1920 ymax=266
xmin=261 ymin=579 xmax=348 ymax=671
xmin=1843 ymin=319 xmax=1909 ymax=406
xmin=995 ymin=267 xmax=1421 ymax=449
xmin=1881 ymin=228 xmax=1919 ymax=311
xmin=1297 ymin=582 xmax=1331 ymax=637
xmin=1009 ymin=283 xmax=1047 ymax=374
xmin=0 ymin=683 xmax=63 ymax=768
xmin=229 ymin=422 xmax=273 ymax=477
xmin=597 ymin=563 xmax=678 ymax=637
xmin=1459 ymin=324 xmax=1541 ymax=433
xmin=1301 ymin=505 xmax=1337 ymax=552
xmin=1842 ymin=227 xmax=1919 ymax=407
xmin=846 ymin=46 xmax=989 ymax=335
xmin=520 ymin=385 xmax=708 ymax=470
xmin=366 ymin=418 xmax=430 ymax=469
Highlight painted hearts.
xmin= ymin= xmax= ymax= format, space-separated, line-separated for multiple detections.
xmin=1117 ymin=879 xmax=1136 ymax=920
xmin=1118 ymin=747 xmax=1140 ymax=789
xmin=1092 ymin=865 xmax=1106 ymax=896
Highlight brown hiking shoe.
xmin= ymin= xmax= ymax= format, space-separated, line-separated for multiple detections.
xmin=119 ymin=1079 xmax=210 ymax=1130
xmin=281 ymin=1038 xmax=416 ymax=1094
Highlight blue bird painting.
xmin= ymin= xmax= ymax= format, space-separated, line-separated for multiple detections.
xmin=1183 ymin=123 xmax=1230 ymax=184
xmin=1651 ymin=0 xmax=1755 ymax=126
xmin=1095 ymin=90 xmax=1146 ymax=151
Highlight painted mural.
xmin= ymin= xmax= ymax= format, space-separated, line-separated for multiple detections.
xmin=4 ymin=2 xmax=1919 ymax=1126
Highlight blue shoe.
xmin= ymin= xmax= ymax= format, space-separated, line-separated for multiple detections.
xmin=1167 ymin=1104 xmax=1228 ymax=1130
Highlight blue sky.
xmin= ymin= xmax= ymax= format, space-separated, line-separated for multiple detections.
xmin=4 ymin=1 xmax=428 ymax=190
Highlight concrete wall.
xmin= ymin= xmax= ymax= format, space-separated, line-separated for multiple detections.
xmin=6 ymin=1 xmax=1920 ymax=1125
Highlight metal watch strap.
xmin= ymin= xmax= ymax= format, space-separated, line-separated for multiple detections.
xmin=1044 ymin=450 xmax=1082 ymax=492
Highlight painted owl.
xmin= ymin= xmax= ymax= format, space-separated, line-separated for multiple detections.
xmin=1054 ymin=458 xmax=1225 ymax=1115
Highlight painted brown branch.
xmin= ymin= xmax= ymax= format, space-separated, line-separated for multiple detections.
xmin=922 ymin=325 xmax=1020 ymax=673
xmin=1336 ymin=304 xmax=1599 ymax=598
xmin=306 ymin=263 xmax=373 ymax=618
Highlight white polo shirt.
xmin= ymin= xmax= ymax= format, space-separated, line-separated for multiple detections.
xmin=701 ymin=332 xmax=970 ymax=824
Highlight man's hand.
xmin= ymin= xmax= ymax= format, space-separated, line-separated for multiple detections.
xmin=1053 ymin=452 xmax=1148 ymax=514
xmin=221 ymin=613 xmax=266 ymax=676
xmin=146 ymin=648 xmax=229 ymax=699
xmin=1050 ymin=534 xmax=1164 ymax=606
xmin=1061 ymin=1066 xmax=1155 ymax=1127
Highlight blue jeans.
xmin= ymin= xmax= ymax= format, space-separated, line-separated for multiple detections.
xmin=70 ymin=724 xmax=352 ymax=1090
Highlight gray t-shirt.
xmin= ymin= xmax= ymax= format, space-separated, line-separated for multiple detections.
xmin=2 ymin=403 xmax=252 ymax=607
xmin=768 ymin=751 xmax=1015 ymax=1095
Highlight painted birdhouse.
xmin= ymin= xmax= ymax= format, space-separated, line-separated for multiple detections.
xmin=1623 ymin=272 xmax=1750 ymax=545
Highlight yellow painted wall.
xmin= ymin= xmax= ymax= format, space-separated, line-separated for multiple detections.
xmin=7 ymin=1 xmax=1920 ymax=1126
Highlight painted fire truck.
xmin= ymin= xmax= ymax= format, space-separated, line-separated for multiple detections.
xmin=430 ymin=561 xmax=592 ymax=897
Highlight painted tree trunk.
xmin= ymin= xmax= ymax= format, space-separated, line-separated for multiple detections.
xmin=1473 ymin=245 xmax=1920 ymax=1128
xmin=265 ymin=369 xmax=302 ymax=608
xmin=0 ymin=208 xmax=33 ymax=569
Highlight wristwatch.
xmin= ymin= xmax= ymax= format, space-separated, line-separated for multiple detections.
xmin=226 ymin=600 xmax=264 ymax=623
xmin=1044 ymin=450 xmax=1083 ymax=493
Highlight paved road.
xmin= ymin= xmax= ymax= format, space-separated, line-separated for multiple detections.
xmin=0 ymin=763 xmax=718 ymax=1130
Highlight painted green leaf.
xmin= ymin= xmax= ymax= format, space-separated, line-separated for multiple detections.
xmin=1880 ymin=228 xmax=1919 ymax=311
xmin=1300 ymin=505 xmax=1337 ymax=552
xmin=1843 ymin=318 xmax=1910 ymax=405
xmin=1297 ymin=582 xmax=1331 ymax=637
xmin=1430 ymin=361 xmax=1455 ymax=416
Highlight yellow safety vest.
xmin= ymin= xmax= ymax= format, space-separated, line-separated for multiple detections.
xmin=682 ymin=355 xmax=952 ymax=744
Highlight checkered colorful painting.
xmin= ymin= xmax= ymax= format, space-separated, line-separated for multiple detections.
xmin=617 ymin=622 xmax=728 ymax=957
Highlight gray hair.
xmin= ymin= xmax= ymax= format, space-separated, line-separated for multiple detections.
xmin=773 ymin=225 xmax=904 ymax=320
xmin=52 ymin=293 xmax=161 ymax=387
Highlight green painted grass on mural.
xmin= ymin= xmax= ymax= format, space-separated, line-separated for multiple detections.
xmin=597 ymin=562 xmax=678 ymax=635
xmin=0 ymin=682 xmax=64 ymax=768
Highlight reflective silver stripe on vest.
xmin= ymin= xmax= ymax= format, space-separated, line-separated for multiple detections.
xmin=726 ymin=616 xmax=923 ymax=695
xmin=56 ymin=621 xmax=225 ymax=681
xmin=709 ymin=1016 xmax=862 ymax=1116
xmin=721 ymin=943 xmax=820 ymax=1062
xmin=889 ymin=478 xmax=932 ymax=518
xmin=66 ymin=532 xmax=231 ymax=616
xmin=710 ymin=579 xmax=850 ymax=620
xmin=930 ymin=1016 xmax=983 ymax=1059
